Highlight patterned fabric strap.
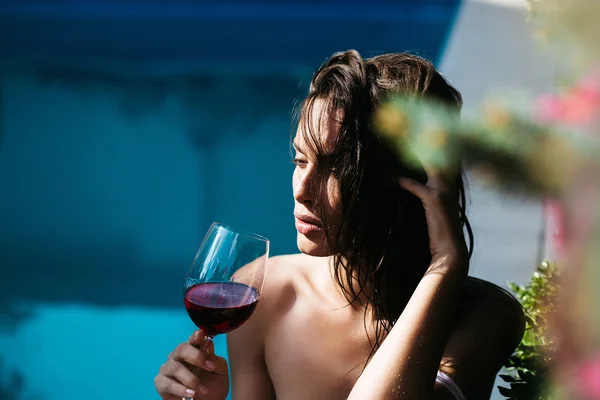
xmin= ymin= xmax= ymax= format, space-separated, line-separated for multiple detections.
xmin=435 ymin=370 xmax=467 ymax=400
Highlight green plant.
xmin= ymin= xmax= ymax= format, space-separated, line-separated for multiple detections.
xmin=498 ymin=261 xmax=561 ymax=399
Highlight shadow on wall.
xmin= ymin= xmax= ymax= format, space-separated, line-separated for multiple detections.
xmin=33 ymin=65 xmax=306 ymax=134
xmin=0 ymin=358 xmax=25 ymax=399
xmin=0 ymin=65 xmax=303 ymax=309
xmin=0 ymin=75 xmax=21 ymax=400
xmin=0 ymin=301 xmax=33 ymax=399
xmin=1 ymin=74 xmax=3 ymax=154
xmin=33 ymin=64 xmax=305 ymax=224
xmin=0 ymin=241 xmax=190 ymax=309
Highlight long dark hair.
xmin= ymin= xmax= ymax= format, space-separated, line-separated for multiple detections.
xmin=294 ymin=50 xmax=474 ymax=360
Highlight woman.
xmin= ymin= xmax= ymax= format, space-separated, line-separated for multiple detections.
xmin=154 ymin=50 xmax=525 ymax=400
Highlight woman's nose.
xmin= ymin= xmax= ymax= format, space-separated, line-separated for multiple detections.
xmin=294 ymin=169 xmax=315 ymax=206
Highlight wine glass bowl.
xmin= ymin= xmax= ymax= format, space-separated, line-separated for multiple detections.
xmin=184 ymin=223 xmax=269 ymax=338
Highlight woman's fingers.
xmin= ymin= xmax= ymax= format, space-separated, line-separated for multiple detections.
xmin=154 ymin=373 xmax=198 ymax=398
xmin=205 ymin=338 xmax=214 ymax=355
xmin=155 ymin=331 xmax=230 ymax=400
xmin=168 ymin=330 xmax=206 ymax=359
xmin=397 ymin=166 xmax=457 ymax=202
xmin=189 ymin=330 xmax=208 ymax=347
xmin=170 ymin=341 xmax=217 ymax=372
xmin=398 ymin=176 xmax=428 ymax=199
xmin=160 ymin=360 xmax=201 ymax=391
xmin=397 ymin=174 xmax=465 ymax=257
xmin=415 ymin=155 xmax=459 ymax=194
xmin=205 ymin=340 xmax=229 ymax=376
xmin=168 ymin=333 xmax=228 ymax=376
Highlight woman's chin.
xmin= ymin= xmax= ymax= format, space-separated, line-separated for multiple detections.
xmin=297 ymin=233 xmax=332 ymax=257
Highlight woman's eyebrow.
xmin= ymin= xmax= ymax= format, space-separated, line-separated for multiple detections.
xmin=292 ymin=139 xmax=337 ymax=158
xmin=292 ymin=141 xmax=305 ymax=153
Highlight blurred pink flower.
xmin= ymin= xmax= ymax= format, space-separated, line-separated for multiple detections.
xmin=536 ymin=74 xmax=600 ymax=126
xmin=536 ymin=93 xmax=565 ymax=123
xmin=575 ymin=354 xmax=600 ymax=399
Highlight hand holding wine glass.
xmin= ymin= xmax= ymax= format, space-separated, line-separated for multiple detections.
xmin=155 ymin=328 xmax=229 ymax=400
xmin=155 ymin=223 xmax=269 ymax=400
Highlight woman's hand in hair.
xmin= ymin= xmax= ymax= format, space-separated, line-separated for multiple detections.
xmin=397 ymin=165 xmax=468 ymax=271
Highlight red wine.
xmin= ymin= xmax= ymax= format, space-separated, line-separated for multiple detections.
xmin=184 ymin=282 xmax=260 ymax=336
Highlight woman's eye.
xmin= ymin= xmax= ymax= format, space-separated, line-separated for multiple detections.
xmin=291 ymin=158 xmax=308 ymax=167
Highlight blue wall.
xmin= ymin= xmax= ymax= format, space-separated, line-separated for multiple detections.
xmin=0 ymin=1 xmax=460 ymax=398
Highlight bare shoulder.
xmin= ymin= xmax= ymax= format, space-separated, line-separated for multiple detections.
xmin=258 ymin=253 xmax=314 ymax=315
xmin=263 ymin=253 xmax=311 ymax=291
xmin=226 ymin=254 xmax=312 ymax=391
xmin=232 ymin=253 xmax=312 ymax=333
xmin=227 ymin=254 xmax=312 ymax=359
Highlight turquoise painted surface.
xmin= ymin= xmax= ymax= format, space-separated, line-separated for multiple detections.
xmin=0 ymin=304 xmax=222 ymax=399
xmin=0 ymin=73 xmax=296 ymax=399
xmin=0 ymin=1 xmax=461 ymax=398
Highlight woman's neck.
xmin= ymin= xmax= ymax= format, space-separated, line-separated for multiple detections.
xmin=323 ymin=254 xmax=414 ymax=325
xmin=325 ymin=256 xmax=376 ymax=308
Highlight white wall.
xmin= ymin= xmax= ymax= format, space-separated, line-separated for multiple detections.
xmin=439 ymin=0 xmax=557 ymax=286
xmin=439 ymin=1 xmax=558 ymax=398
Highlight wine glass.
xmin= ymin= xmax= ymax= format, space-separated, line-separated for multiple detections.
xmin=182 ymin=223 xmax=269 ymax=399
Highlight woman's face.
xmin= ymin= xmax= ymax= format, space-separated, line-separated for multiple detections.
xmin=292 ymin=99 xmax=343 ymax=257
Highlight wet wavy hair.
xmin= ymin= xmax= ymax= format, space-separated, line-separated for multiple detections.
xmin=293 ymin=50 xmax=474 ymax=361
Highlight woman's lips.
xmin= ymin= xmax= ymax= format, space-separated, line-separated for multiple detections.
xmin=295 ymin=217 xmax=322 ymax=234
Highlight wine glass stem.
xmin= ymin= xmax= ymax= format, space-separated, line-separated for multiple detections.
xmin=183 ymin=335 xmax=213 ymax=400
